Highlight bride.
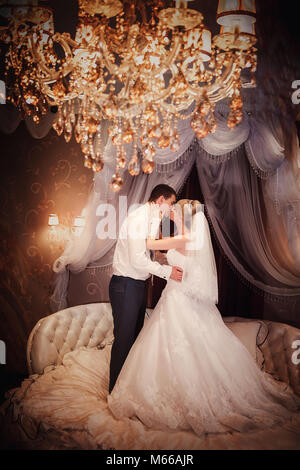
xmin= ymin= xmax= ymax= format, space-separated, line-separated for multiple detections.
xmin=107 ymin=199 xmax=300 ymax=435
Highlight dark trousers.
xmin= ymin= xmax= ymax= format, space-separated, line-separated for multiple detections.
xmin=109 ymin=275 xmax=147 ymax=393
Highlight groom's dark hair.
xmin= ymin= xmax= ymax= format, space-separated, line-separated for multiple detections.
xmin=148 ymin=184 xmax=177 ymax=203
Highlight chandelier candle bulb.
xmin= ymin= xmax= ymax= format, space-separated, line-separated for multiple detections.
xmin=47 ymin=212 xmax=60 ymax=242
xmin=199 ymin=28 xmax=212 ymax=62
xmin=48 ymin=214 xmax=59 ymax=227
xmin=73 ymin=216 xmax=85 ymax=228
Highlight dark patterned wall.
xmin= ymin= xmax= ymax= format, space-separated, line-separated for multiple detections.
xmin=0 ymin=122 xmax=92 ymax=375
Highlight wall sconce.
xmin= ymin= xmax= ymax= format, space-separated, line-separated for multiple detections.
xmin=71 ymin=216 xmax=86 ymax=237
xmin=48 ymin=213 xmax=86 ymax=248
xmin=48 ymin=213 xmax=60 ymax=241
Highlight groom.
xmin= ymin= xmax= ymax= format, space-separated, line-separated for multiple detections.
xmin=109 ymin=184 xmax=183 ymax=393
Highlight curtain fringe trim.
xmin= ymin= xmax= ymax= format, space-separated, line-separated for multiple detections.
xmin=154 ymin=137 xmax=199 ymax=173
xmin=85 ymin=263 xmax=113 ymax=272
xmin=197 ymin=142 xmax=244 ymax=163
xmin=244 ymin=141 xmax=279 ymax=179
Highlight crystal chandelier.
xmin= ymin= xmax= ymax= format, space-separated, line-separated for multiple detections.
xmin=0 ymin=0 xmax=257 ymax=191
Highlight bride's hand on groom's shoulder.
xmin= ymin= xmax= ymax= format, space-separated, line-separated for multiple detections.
xmin=170 ymin=266 xmax=183 ymax=282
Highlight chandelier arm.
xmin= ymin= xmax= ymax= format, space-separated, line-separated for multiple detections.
xmin=208 ymin=72 xmax=238 ymax=102
xmin=144 ymin=74 xmax=178 ymax=104
xmin=30 ymin=33 xmax=75 ymax=83
xmin=101 ymin=62 xmax=213 ymax=119
xmin=9 ymin=34 xmax=31 ymax=71
xmin=140 ymin=62 xmax=182 ymax=105
xmin=41 ymin=85 xmax=78 ymax=103
xmin=181 ymin=57 xmax=237 ymax=100
xmin=118 ymin=73 xmax=132 ymax=100
xmin=70 ymin=47 xmax=102 ymax=72
xmin=159 ymin=97 xmax=196 ymax=116
xmin=207 ymin=60 xmax=238 ymax=97
xmin=95 ymin=63 xmax=182 ymax=116
xmin=115 ymin=106 xmax=144 ymax=120
xmin=139 ymin=37 xmax=182 ymax=80
xmin=9 ymin=46 xmax=21 ymax=73
xmin=98 ymin=25 xmax=139 ymax=76
xmin=209 ymin=79 xmax=236 ymax=102
xmin=98 ymin=27 xmax=182 ymax=80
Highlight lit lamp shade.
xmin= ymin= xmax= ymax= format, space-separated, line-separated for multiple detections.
xmin=48 ymin=213 xmax=59 ymax=226
xmin=214 ymin=0 xmax=256 ymax=50
xmin=73 ymin=216 xmax=85 ymax=228
xmin=217 ymin=0 xmax=256 ymax=26
xmin=220 ymin=19 xmax=255 ymax=36
xmin=72 ymin=216 xmax=85 ymax=237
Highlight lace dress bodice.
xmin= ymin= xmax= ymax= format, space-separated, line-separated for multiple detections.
xmin=166 ymin=249 xmax=186 ymax=271
xmin=166 ymin=248 xmax=218 ymax=304
xmin=165 ymin=249 xmax=188 ymax=293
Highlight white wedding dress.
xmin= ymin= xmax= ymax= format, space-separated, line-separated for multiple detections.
xmin=107 ymin=212 xmax=300 ymax=436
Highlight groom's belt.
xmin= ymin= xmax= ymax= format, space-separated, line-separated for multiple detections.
xmin=111 ymin=274 xmax=147 ymax=284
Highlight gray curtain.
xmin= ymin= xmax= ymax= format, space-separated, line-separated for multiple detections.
xmin=196 ymin=143 xmax=300 ymax=298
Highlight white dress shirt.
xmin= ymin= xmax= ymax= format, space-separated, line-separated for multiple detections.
xmin=112 ymin=202 xmax=173 ymax=281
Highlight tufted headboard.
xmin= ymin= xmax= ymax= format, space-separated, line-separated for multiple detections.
xmin=27 ymin=303 xmax=114 ymax=375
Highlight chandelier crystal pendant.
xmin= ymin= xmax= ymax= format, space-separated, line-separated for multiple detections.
xmin=0 ymin=0 xmax=257 ymax=191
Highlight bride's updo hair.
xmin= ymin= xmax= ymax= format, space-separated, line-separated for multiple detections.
xmin=176 ymin=199 xmax=202 ymax=217
xmin=173 ymin=199 xmax=202 ymax=232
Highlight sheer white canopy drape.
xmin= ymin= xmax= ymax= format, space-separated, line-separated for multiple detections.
xmin=49 ymin=105 xmax=300 ymax=311
xmin=0 ymin=99 xmax=299 ymax=312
